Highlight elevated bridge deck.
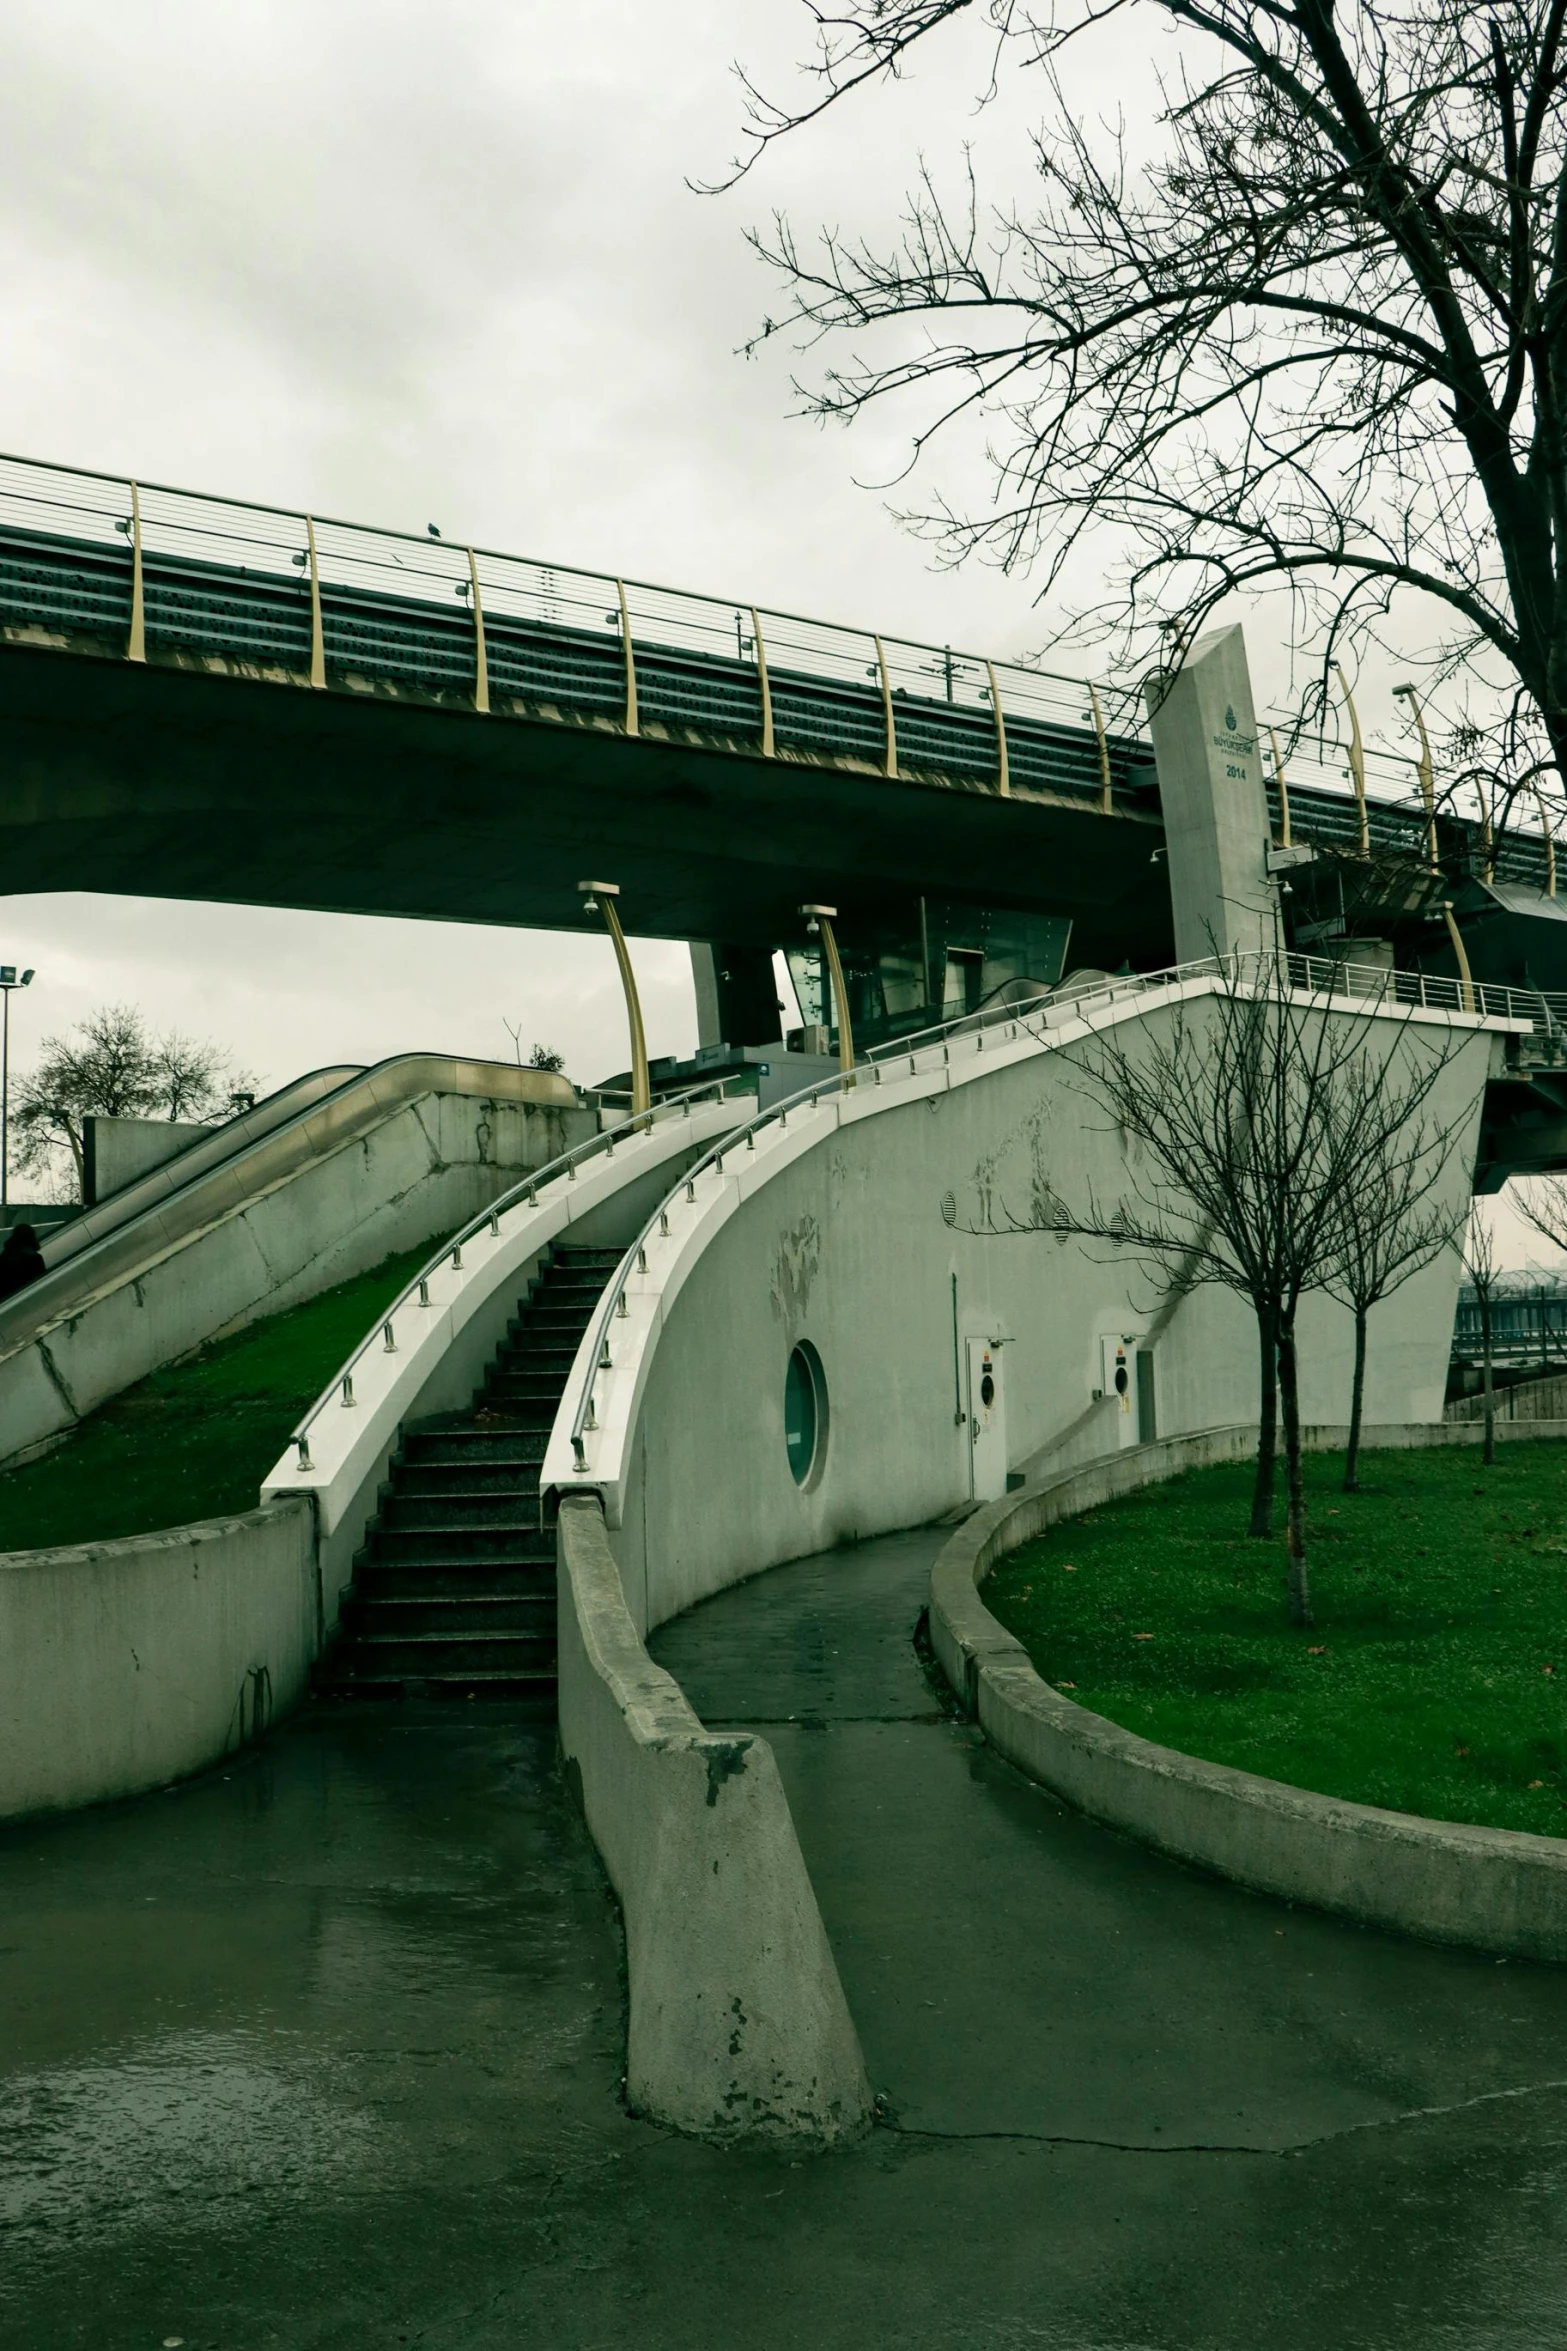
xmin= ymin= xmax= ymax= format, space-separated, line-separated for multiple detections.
xmin=0 ymin=452 xmax=1549 ymax=974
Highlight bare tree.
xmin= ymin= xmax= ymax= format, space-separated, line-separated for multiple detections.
xmin=503 ymin=1019 xmax=567 ymax=1075
xmin=1515 ymin=1171 xmax=1567 ymax=1258
xmin=1465 ymin=1203 xmax=1503 ymax=1465
xmin=944 ymin=969 xmax=1472 ymax=1624
xmin=11 ymin=1005 xmax=252 ymax=1200
xmin=1322 ymin=1065 xmax=1473 ymax=1494
xmin=726 ymin=2 xmax=1567 ymax=799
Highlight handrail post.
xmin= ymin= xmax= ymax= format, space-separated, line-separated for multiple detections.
xmin=306 ymin=516 xmax=326 ymax=689
xmin=873 ymin=635 xmax=898 ymax=779
xmin=127 ymin=482 xmax=146 ymax=664
xmin=751 ymin=607 xmax=774 ymax=758
xmin=468 ymin=547 xmax=489 ymax=714
xmin=616 ymin=579 xmax=638 ymax=738
xmin=581 ymin=881 xmax=650 ymax=1117
xmin=986 ymin=660 xmax=1010 ymax=796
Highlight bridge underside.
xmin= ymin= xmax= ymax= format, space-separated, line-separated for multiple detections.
xmin=0 ymin=646 xmax=1173 ymax=971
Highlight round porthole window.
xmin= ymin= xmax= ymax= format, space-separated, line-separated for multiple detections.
xmin=784 ymin=1341 xmax=827 ymax=1488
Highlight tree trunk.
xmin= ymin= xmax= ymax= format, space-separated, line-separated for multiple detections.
xmin=1344 ymin=1305 xmax=1368 ymax=1493
xmin=1481 ymin=1287 xmax=1496 ymax=1468
xmin=1276 ymin=1319 xmax=1313 ymax=1627
xmin=1250 ymin=1304 xmax=1278 ymax=1536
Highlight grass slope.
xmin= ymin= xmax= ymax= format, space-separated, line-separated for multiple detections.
xmin=985 ymin=1444 xmax=1567 ymax=1838
xmin=0 ymin=1242 xmax=438 ymax=1553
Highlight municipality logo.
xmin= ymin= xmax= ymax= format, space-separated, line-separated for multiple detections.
xmin=1224 ymin=704 xmax=1238 ymax=730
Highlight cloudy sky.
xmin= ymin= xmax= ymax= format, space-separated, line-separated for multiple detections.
xmin=0 ymin=2 xmax=1543 ymax=1257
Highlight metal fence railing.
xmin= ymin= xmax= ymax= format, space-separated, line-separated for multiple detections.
xmin=0 ymin=447 xmax=1541 ymax=874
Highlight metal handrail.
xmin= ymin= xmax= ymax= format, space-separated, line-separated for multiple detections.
xmin=284 ymin=1076 xmax=736 ymax=1469
xmin=560 ymin=944 xmax=1559 ymax=1478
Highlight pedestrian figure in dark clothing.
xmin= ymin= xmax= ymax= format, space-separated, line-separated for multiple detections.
xmin=0 ymin=1222 xmax=44 ymax=1301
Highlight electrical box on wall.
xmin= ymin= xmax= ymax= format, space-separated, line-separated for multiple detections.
xmin=966 ymin=1336 xmax=1009 ymax=1501
xmin=1098 ymin=1334 xmax=1153 ymax=1448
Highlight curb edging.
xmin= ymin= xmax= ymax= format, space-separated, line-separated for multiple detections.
xmin=930 ymin=1422 xmax=1567 ymax=1962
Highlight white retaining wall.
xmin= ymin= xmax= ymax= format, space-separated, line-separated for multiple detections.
xmin=557 ymin=1495 xmax=872 ymax=2141
xmin=0 ymin=1072 xmax=593 ymax=1468
xmin=552 ymin=981 xmax=1497 ymax=1637
xmin=0 ymin=1497 xmax=315 ymax=1822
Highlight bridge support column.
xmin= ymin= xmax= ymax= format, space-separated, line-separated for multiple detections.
xmin=690 ymin=943 xmax=781 ymax=1050
xmin=1146 ymin=625 xmax=1275 ymax=963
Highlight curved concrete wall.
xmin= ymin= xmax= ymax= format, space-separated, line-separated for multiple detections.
xmin=0 ymin=1060 xmax=594 ymax=1468
xmin=556 ymin=1496 xmax=871 ymax=2142
xmin=929 ymin=1427 xmax=1567 ymax=1962
xmin=549 ymin=978 xmax=1495 ymax=1636
xmin=0 ymin=1497 xmax=314 ymax=1822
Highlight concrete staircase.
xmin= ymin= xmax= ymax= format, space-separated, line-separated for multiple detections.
xmin=319 ymin=1242 xmax=621 ymax=1702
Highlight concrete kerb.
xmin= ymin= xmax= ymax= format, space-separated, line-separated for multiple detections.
xmin=556 ymin=1494 xmax=873 ymax=2145
xmin=930 ymin=1421 xmax=1567 ymax=1963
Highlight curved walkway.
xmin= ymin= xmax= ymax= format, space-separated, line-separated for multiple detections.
xmin=5 ymin=1546 xmax=1567 ymax=2348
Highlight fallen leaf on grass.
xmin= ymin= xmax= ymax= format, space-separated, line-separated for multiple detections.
xmin=1530 ymin=1779 xmax=1547 ymax=1789
xmin=1062 ymin=1564 xmax=1077 ymax=1572
xmin=1456 ymin=1744 xmax=1471 ymax=1758
xmin=1132 ymin=1632 xmax=1154 ymax=1641
xmin=1545 ymin=1665 xmax=1558 ymax=1677
xmin=1058 ymin=1680 xmax=1077 ymax=1690
xmin=1307 ymin=1645 xmax=1328 ymax=1656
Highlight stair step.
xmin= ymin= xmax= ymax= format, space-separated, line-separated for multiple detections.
xmin=344 ymin=1594 xmax=553 ymax=1636
xmin=369 ymin=1527 xmax=553 ymax=1564
xmin=392 ymin=1463 xmax=541 ymax=1498
xmin=359 ymin=1564 xmax=554 ymax=1599
xmin=340 ymin=1632 xmax=556 ymax=1673
xmin=321 ymin=1237 xmax=612 ymax=1708
xmin=403 ymin=1430 xmax=548 ymax=1465
xmin=318 ymin=1669 xmax=558 ymax=1702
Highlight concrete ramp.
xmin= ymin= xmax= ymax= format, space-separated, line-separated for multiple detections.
xmin=0 ymin=1053 xmax=592 ymax=1468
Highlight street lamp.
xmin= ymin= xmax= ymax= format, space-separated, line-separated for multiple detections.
xmin=578 ymin=883 xmax=651 ymax=1119
xmin=799 ymin=906 xmax=855 ymax=1083
xmin=0 ymin=966 xmax=35 ymax=1210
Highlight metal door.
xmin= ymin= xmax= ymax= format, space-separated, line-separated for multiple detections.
xmin=966 ymin=1338 xmax=1008 ymax=1501
xmin=1100 ymin=1335 xmax=1141 ymax=1446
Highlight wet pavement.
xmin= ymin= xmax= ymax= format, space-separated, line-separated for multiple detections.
xmin=1 ymin=1536 xmax=1566 ymax=2346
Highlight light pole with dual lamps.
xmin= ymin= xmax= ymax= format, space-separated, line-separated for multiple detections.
xmin=0 ymin=966 xmax=35 ymax=1210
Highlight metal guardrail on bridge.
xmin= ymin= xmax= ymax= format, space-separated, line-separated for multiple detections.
xmin=0 ymin=449 xmax=1540 ymax=880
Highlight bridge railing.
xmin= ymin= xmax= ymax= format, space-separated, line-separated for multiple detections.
xmin=0 ymin=444 xmax=1478 ymax=837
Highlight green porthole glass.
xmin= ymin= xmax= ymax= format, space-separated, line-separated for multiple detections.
xmin=784 ymin=1342 xmax=826 ymax=1487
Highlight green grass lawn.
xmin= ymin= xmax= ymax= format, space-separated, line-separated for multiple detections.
xmin=0 ymin=1242 xmax=438 ymax=1554
xmin=984 ymin=1444 xmax=1567 ymax=1838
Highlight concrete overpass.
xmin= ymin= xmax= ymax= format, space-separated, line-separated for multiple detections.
xmin=2 ymin=450 xmax=1564 ymax=1048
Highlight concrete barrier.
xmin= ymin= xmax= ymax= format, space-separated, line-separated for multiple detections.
xmin=0 ymin=1497 xmax=315 ymax=1822
xmin=931 ymin=1424 xmax=1567 ymax=1961
xmin=556 ymin=1494 xmax=872 ymax=2144
xmin=0 ymin=1060 xmax=594 ymax=1468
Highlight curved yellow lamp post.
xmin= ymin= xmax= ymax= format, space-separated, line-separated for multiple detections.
xmin=1393 ymin=681 xmax=1440 ymax=869
xmin=800 ymin=903 xmax=855 ymax=1084
xmin=579 ymin=881 xmax=650 ymax=1119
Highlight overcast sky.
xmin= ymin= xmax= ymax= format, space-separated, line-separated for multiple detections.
xmin=0 ymin=1 xmax=1543 ymax=1258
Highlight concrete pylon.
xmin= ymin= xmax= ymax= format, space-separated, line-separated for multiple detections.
xmin=1146 ymin=625 xmax=1275 ymax=962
